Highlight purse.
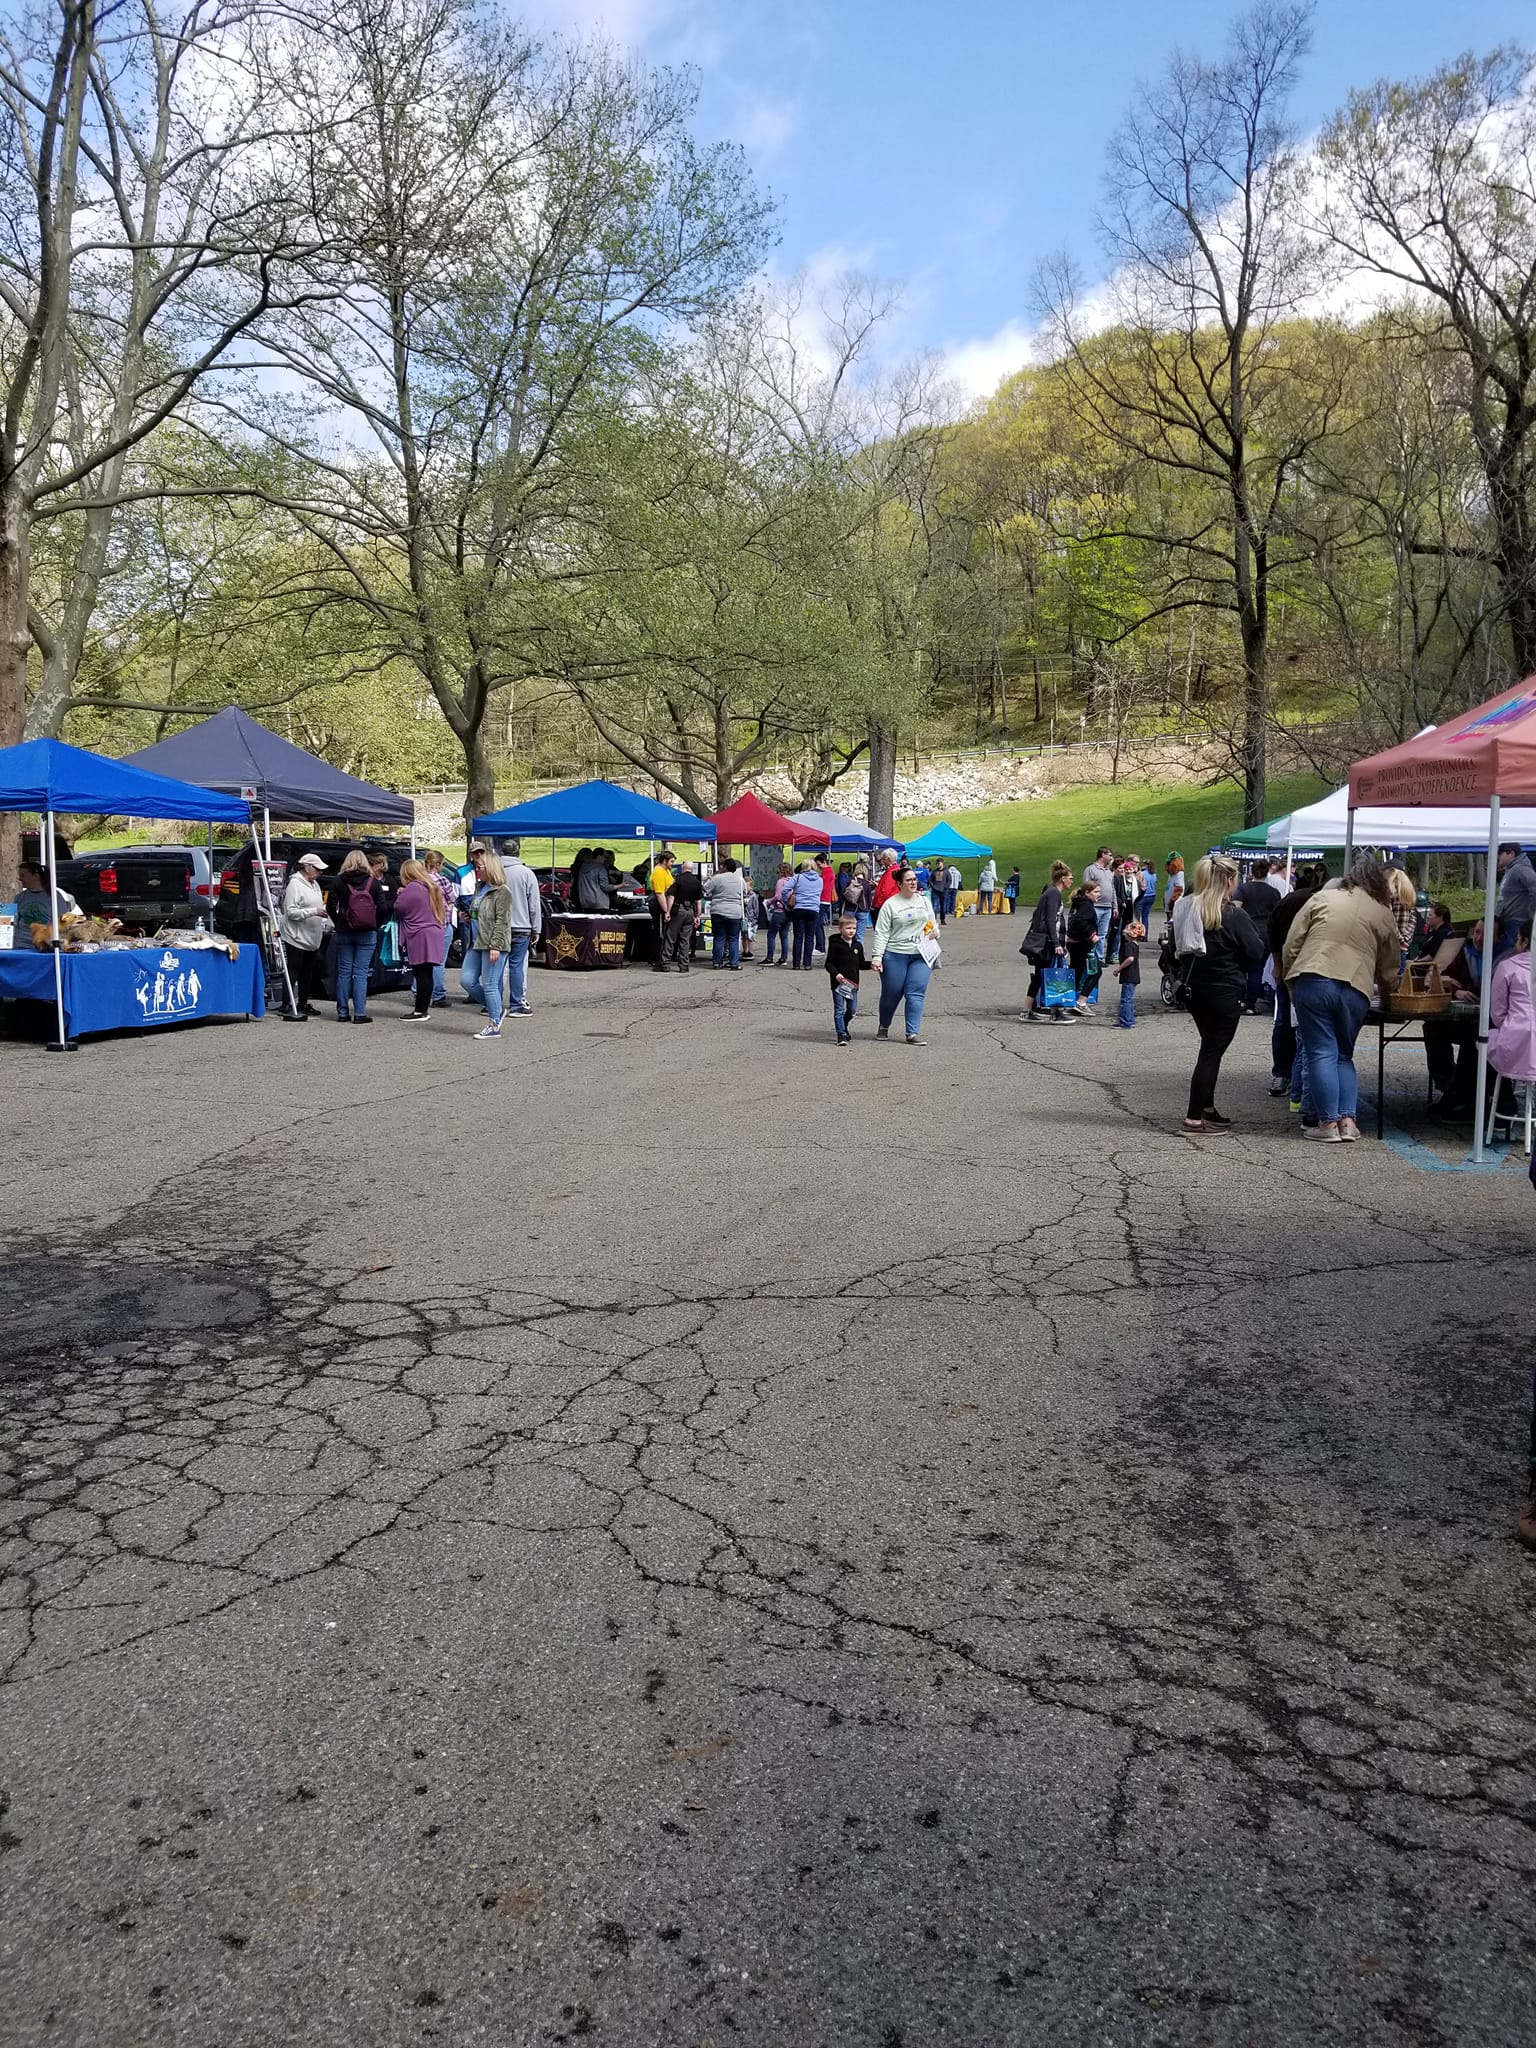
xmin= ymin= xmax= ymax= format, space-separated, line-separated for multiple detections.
xmin=1020 ymin=925 xmax=1050 ymax=964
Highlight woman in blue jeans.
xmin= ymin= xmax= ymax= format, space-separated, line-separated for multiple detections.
xmin=1280 ymin=861 xmax=1401 ymax=1143
xmin=328 ymin=849 xmax=388 ymax=1022
xmin=870 ymin=867 xmax=937 ymax=1043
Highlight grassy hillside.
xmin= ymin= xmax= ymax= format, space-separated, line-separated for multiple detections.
xmin=897 ymin=773 xmax=1333 ymax=888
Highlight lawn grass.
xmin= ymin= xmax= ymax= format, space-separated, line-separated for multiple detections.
xmin=897 ymin=772 xmax=1333 ymax=890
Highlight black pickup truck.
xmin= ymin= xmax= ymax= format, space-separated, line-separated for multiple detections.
xmin=54 ymin=845 xmax=234 ymax=933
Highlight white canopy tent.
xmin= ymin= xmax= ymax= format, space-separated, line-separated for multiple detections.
xmin=1264 ymin=785 xmax=1536 ymax=856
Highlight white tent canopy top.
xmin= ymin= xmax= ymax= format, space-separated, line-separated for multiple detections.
xmin=1265 ymin=785 xmax=1536 ymax=853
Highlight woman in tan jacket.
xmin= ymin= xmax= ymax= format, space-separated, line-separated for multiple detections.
xmin=1282 ymin=860 xmax=1402 ymax=1144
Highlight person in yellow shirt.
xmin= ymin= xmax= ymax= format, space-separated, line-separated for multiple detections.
xmin=647 ymin=858 xmax=673 ymax=960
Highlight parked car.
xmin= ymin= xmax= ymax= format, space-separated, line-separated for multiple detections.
xmin=54 ymin=844 xmax=237 ymax=932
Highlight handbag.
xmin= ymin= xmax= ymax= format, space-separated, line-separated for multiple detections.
xmin=1020 ymin=924 xmax=1050 ymax=964
xmin=1042 ymin=963 xmax=1077 ymax=1010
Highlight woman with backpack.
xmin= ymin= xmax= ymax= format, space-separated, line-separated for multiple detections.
xmin=394 ymin=859 xmax=447 ymax=1021
xmin=1177 ymin=854 xmax=1264 ymax=1134
xmin=329 ymin=849 xmax=389 ymax=1024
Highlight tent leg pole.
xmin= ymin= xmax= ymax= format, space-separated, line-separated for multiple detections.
xmin=252 ymin=827 xmax=300 ymax=1020
xmin=43 ymin=807 xmax=74 ymax=1052
xmin=1344 ymin=806 xmax=1355 ymax=871
xmin=263 ymin=805 xmax=272 ymax=861
xmin=1472 ymin=795 xmax=1499 ymax=1164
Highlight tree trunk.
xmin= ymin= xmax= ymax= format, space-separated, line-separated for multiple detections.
xmin=1489 ymin=464 xmax=1536 ymax=680
xmin=866 ymin=722 xmax=897 ymax=835
xmin=0 ymin=481 xmax=28 ymax=894
xmin=462 ymin=728 xmax=496 ymax=847
xmin=1033 ymin=654 xmax=1042 ymax=724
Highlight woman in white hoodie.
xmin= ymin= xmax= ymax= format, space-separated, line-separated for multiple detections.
xmin=279 ymin=852 xmax=331 ymax=1017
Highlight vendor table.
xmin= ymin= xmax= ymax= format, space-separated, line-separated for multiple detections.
xmin=0 ymin=942 xmax=265 ymax=1040
xmin=543 ymin=912 xmax=648 ymax=969
xmin=1364 ymin=1003 xmax=1476 ymax=1138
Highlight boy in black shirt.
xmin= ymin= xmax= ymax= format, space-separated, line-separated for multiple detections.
xmin=1113 ymin=920 xmax=1143 ymax=1028
xmin=825 ymin=912 xmax=867 ymax=1045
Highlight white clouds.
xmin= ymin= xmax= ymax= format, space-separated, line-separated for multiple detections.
xmin=937 ymin=319 xmax=1041 ymax=400
xmin=515 ymin=0 xmax=679 ymax=48
xmin=734 ymin=92 xmax=799 ymax=161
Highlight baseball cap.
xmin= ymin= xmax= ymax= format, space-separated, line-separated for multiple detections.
xmin=467 ymin=840 xmax=489 ymax=855
xmin=297 ymin=853 xmax=327 ymax=871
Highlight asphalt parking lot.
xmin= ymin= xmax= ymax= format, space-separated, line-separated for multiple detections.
xmin=2 ymin=918 xmax=1533 ymax=2047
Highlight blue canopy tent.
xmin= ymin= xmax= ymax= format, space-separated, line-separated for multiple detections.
xmin=785 ymin=807 xmax=904 ymax=853
xmin=472 ymin=778 xmax=716 ymax=845
xmin=902 ymin=820 xmax=993 ymax=861
xmin=0 ymin=737 xmax=251 ymax=1049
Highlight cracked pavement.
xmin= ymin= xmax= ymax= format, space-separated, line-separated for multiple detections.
xmin=1 ymin=925 xmax=1533 ymax=2047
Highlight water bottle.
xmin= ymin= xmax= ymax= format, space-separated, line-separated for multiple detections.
xmin=195 ymin=917 xmax=206 ymax=934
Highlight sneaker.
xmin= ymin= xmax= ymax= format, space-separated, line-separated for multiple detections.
xmin=353 ymin=1015 xmax=372 ymax=1024
xmin=906 ymin=1035 xmax=926 ymax=1046
xmin=1181 ymin=1116 xmax=1226 ymax=1133
xmin=1202 ymin=1107 xmax=1231 ymax=1126
xmin=837 ymin=1035 xmax=850 ymax=1046
xmin=875 ymin=1026 xmax=890 ymax=1039
xmin=474 ymin=1023 xmax=502 ymax=1040
xmin=1288 ymin=1098 xmax=1302 ymax=1115
xmin=404 ymin=1010 xmax=429 ymax=1021
xmin=508 ymin=1003 xmax=532 ymax=1016
xmin=1268 ymin=1078 xmax=1289 ymax=1096
xmin=1338 ymin=1116 xmax=1361 ymax=1142
xmin=1301 ymin=1121 xmax=1342 ymax=1143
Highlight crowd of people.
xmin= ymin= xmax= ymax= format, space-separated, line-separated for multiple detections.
xmin=276 ymin=817 xmax=1536 ymax=1133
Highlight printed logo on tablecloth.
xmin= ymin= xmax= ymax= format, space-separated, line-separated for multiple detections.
xmin=134 ymin=949 xmax=203 ymax=1021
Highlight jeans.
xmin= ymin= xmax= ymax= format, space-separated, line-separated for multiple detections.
xmin=712 ymin=917 xmax=741 ymax=967
xmin=817 ymin=902 xmax=830 ymax=950
xmin=765 ymin=910 xmax=789 ymax=962
xmin=1187 ymin=995 xmax=1241 ymax=1118
xmin=1093 ymin=903 xmax=1112 ymax=953
xmin=833 ymin=983 xmax=859 ymax=1037
xmin=1117 ymin=978 xmax=1136 ymax=1026
xmin=792 ymin=908 xmax=819 ymax=968
xmin=877 ymin=951 xmax=932 ymax=1036
xmin=855 ymin=910 xmax=873 ymax=946
xmin=460 ymin=947 xmax=504 ymax=1026
xmin=1271 ymin=980 xmax=1296 ymax=1079
xmin=495 ymin=931 xmax=532 ymax=1010
xmin=432 ymin=923 xmax=454 ymax=1001
xmin=333 ymin=930 xmax=375 ymax=1018
xmin=1291 ymin=973 xmax=1370 ymax=1124
xmin=979 ymin=890 xmax=993 ymax=914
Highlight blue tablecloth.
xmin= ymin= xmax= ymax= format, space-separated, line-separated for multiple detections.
xmin=0 ymin=943 xmax=265 ymax=1037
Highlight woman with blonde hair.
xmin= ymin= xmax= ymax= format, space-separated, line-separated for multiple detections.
xmin=460 ymin=845 xmax=513 ymax=1039
xmin=395 ymin=859 xmax=447 ymax=1021
xmin=1177 ymin=853 xmax=1264 ymax=1133
xmin=328 ymin=847 xmax=389 ymax=1024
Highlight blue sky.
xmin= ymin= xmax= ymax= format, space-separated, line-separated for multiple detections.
xmin=532 ymin=0 xmax=1534 ymax=395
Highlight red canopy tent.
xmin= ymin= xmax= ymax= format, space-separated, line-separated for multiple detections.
xmin=1347 ymin=674 xmax=1536 ymax=1159
xmin=706 ymin=793 xmax=830 ymax=846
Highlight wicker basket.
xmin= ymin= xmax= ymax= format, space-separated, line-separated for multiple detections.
xmin=1385 ymin=959 xmax=1451 ymax=1017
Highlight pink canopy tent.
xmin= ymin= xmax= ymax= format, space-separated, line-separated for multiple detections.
xmin=706 ymin=793 xmax=830 ymax=847
xmin=1347 ymin=674 xmax=1536 ymax=1159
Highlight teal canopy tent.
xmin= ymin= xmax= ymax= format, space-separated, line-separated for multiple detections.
xmin=902 ymin=820 xmax=992 ymax=860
